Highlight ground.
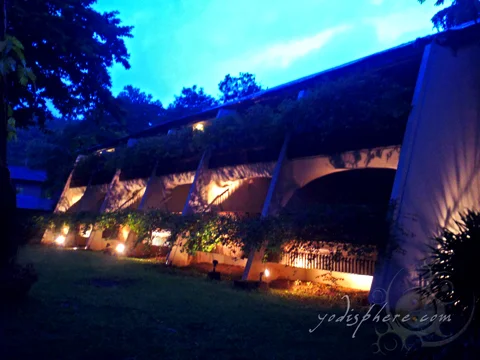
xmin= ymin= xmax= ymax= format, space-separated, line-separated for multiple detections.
xmin=1 ymin=246 xmax=381 ymax=360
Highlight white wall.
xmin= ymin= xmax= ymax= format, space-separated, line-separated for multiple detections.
xmin=372 ymin=42 xmax=480 ymax=302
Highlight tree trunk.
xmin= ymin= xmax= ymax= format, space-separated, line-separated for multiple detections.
xmin=0 ymin=0 xmax=18 ymax=270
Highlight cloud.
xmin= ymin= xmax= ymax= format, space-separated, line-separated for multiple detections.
xmin=239 ymin=25 xmax=352 ymax=70
xmin=365 ymin=8 xmax=435 ymax=44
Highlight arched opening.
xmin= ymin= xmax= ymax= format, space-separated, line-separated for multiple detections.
xmin=280 ymin=168 xmax=397 ymax=251
xmin=164 ymin=184 xmax=192 ymax=213
xmin=285 ymin=168 xmax=396 ymax=213
xmin=216 ymin=177 xmax=271 ymax=214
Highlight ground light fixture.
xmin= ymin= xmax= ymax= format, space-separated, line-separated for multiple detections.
xmin=55 ymin=235 xmax=66 ymax=246
xmin=116 ymin=243 xmax=126 ymax=254
xmin=259 ymin=269 xmax=270 ymax=282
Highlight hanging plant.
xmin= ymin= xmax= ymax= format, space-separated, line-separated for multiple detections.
xmin=71 ymin=152 xmax=118 ymax=187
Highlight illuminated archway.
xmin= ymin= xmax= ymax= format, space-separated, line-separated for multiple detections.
xmin=284 ymin=168 xmax=396 ymax=212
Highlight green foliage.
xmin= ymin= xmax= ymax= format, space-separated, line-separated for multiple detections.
xmin=419 ymin=0 xmax=480 ymax=30
xmin=39 ymin=204 xmax=384 ymax=257
xmin=420 ymin=210 xmax=480 ymax=325
xmin=167 ymin=85 xmax=218 ymax=118
xmin=116 ymin=85 xmax=166 ymax=132
xmin=281 ymin=73 xmax=411 ymax=136
xmin=0 ymin=35 xmax=36 ymax=141
xmin=117 ymin=127 xmax=206 ymax=179
xmin=218 ymin=72 xmax=263 ymax=103
xmin=9 ymin=0 xmax=133 ymax=126
xmin=0 ymin=262 xmax=38 ymax=304
xmin=72 ymin=72 xmax=411 ymax=185
xmin=72 ymin=151 xmax=118 ymax=186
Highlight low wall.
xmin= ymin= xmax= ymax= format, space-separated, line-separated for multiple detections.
xmin=249 ymin=261 xmax=373 ymax=291
xmin=191 ymin=251 xmax=248 ymax=267
xmin=189 ymin=252 xmax=372 ymax=291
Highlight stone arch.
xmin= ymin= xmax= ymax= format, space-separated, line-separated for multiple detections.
xmin=277 ymin=146 xmax=400 ymax=210
xmin=163 ymin=184 xmax=192 ymax=213
xmin=215 ymin=177 xmax=272 ymax=214
xmin=284 ymin=168 xmax=397 ymax=212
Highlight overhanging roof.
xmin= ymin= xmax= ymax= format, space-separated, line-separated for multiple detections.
xmin=87 ymin=22 xmax=480 ymax=154
xmin=9 ymin=166 xmax=47 ymax=183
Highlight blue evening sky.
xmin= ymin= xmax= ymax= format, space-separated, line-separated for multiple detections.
xmin=94 ymin=0 xmax=444 ymax=106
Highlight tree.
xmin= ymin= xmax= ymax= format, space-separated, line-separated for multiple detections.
xmin=419 ymin=0 xmax=480 ymax=30
xmin=9 ymin=0 xmax=132 ymax=127
xmin=1 ymin=0 xmax=132 ymax=269
xmin=167 ymin=85 xmax=218 ymax=118
xmin=218 ymin=72 xmax=263 ymax=103
xmin=117 ymin=85 xmax=165 ymax=132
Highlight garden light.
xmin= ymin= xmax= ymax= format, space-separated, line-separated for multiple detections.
xmin=264 ymin=269 xmax=270 ymax=278
xmin=55 ymin=235 xmax=66 ymax=245
xmin=116 ymin=243 xmax=125 ymax=254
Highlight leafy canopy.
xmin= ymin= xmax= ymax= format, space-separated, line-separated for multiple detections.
xmin=167 ymin=85 xmax=218 ymax=118
xmin=419 ymin=0 xmax=480 ymax=30
xmin=9 ymin=0 xmax=133 ymax=126
xmin=218 ymin=72 xmax=263 ymax=103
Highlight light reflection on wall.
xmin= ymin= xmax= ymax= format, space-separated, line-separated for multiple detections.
xmin=121 ymin=226 xmax=130 ymax=241
xmin=345 ymin=274 xmax=373 ymax=291
xmin=152 ymin=229 xmax=172 ymax=246
xmin=207 ymin=179 xmax=243 ymax=204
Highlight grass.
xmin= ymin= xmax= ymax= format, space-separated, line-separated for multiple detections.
xmin=1 ymin=246 xmax=381 ymax=360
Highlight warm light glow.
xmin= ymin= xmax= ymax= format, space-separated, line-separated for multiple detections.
xmin=97 ymin=148 xmax=115 ymax=154
xmin=79 ymin=225 xmax=92 ymax=238
xmin=73 ymin=247 xmax=78 ymax=251
xmin=347 ymin=274 xmax=373 ymax=291
xmin=206 ymin=180 xmax=242 ymax=204
xmin=193 ymin=123 xmax=204 ymax=132
xmin=55 ymin=235 xmax=66 ymax=245
xmin=116 ymin=243 xmax=125 ymax=254
xmin=122 ymin=227 xmax=130 ymax=241
xmin=62 ymin=226 xmax=69 ymax=235
xmin=70 ymin=194 xmax=83 ymax=207
xmin=152 ymin=229 xmax=172 ymax=246
xmin=264 ymin=269 xmax=270 ymax=278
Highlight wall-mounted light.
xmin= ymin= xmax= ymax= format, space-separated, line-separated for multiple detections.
xmin=264 ymin=269 xmax=270 ymax=278
xmin=193 ymin=123 xmax=205 ymax=132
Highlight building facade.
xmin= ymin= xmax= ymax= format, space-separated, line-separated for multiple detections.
xmin=43 ymin=23 xmax=480 ymax=296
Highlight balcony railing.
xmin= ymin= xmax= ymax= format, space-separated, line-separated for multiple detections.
xmin=280 ymin=251 xmax=375 ymax=276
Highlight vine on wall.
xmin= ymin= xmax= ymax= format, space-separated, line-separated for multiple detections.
xmin=73 ymin=72 xmax=413 ymax=183
xmin=38 ymin=204 xmax=386 ymax=257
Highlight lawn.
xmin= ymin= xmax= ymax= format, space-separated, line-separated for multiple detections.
xmin=0 ymin=246 xmax=381 ymax=360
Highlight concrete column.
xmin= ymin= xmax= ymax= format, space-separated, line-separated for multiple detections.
xmin=242 ymin=133 xmax=291 ymax=281
xmin=241 ymin=89 xmax=307 ymax=280
xmin=370 ymin=42 xmax=480 ymax=303
xmin=42 ymin=155 xmax=84 ymax=244
xmin=167 ymin=150 xmax=211 ymax=266
xmin=85 ymin=169 xmax=121 ymax=249
xmin=137 ymin=163 xmax=159 ymax=210
xmin=182 ymin=149 xmax=212 ymax=215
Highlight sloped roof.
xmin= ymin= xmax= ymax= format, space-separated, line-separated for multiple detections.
xmin=16 ymin=195 xmax=55 ymax=211
xmin=9 ymin=166 xmax=47 ymax=182
xmin=87 ymin=22 xmax=480 ymax=154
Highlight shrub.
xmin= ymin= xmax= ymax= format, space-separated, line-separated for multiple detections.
xmin=0 ymin=263 xmax=38 ymax=304
xmin=415 ymin=210 xmax=480 ymax=359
